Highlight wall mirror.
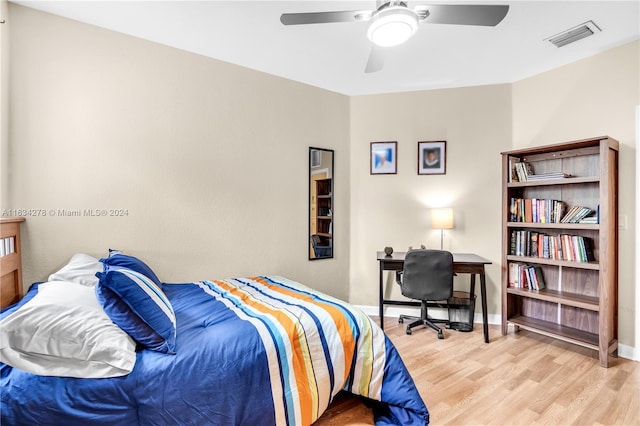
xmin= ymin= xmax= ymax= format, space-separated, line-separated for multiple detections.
xmin=309 ymin=147 xmax=334 ymax=260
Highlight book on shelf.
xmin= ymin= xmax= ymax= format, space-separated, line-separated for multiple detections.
xmin=511 ymin=161 xmax=533 ymax=182
xmin=560 ymin=206 xmax=595 ymax=223
xmin=509 ymin=198 xmax=566 ymax=223
xmin=509 ymin=230 xmax=595 ymax=262
xmin=530 ymin=232 xmax=538 ymax=257
xmin=509 ymin=158 xmax=517 ymax=182
xmin=508 ymin=262 xmax=545 ymax=290
xmin=578 ymin=205 xmax=599 ymax=224
xmin=583 ymin=238 xmax=595 ymax=262
xmin=579 ymin=216 xmax=598 ymax=224
xmin=510 ymin=160 xmax=571 ymax=182
xmin=524 ymin=199 xmax=533 ymax=222
xmin=533 ymin=266 xmax=546 ymax=290
xmin=318 ymin=207 xmax=331 ymax=216
xmin=526 ymin=172 xmax=572 ymax=180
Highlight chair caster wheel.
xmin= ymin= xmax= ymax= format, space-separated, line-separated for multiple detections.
xmin=398 ymin=317 xmax=404 ymax=324
xmin=438 ymin=331 xmax=444 ymax=339
xmin=406 ymin=328 xmax=412 ymax=335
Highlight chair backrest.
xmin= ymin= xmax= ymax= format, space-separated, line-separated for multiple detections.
xmin=311 ymin=235 xmax=332 ymax=257
xmin=310 ymin=235 xmax=322 ymax=247
xmin=401 ymin=249 xmax=454 ymax=301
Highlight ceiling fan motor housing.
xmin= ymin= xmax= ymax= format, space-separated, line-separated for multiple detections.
xmin=377 ymin=1 xmax=409 ymax=10
xmin=368 ymin=5 xmax=420 ymax=47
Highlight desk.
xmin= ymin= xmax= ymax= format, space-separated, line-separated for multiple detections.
xmin=377 ymin=252 xmax=492 ymax=343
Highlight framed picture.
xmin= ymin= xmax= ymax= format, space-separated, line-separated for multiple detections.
xmin=370 ymin=142 xmax=397 ymax=175
xmin=418 ymin=141 xmax=446 ymax=175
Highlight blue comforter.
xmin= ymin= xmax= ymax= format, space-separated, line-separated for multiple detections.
xmin=1 ymin=276 xmax=428 ymax=425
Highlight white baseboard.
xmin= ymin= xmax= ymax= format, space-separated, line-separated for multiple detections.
xmin=618 ymin=344 xmax=638 ymax=361
xmin=354 ymin=304 xmax=502 ymax=327
xmin=356 ymin=304 xmax=638 ymax=361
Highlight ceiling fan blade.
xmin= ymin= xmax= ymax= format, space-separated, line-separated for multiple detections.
xmin=280 ymin=10 xmax=371 ymax=26
xmin=416 ymin=4 xmax=509 ymax=26
xmin=365 ymin=46 xmax=385 ymax=74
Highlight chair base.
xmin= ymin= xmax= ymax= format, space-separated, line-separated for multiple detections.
xmin=398 ymin=300 xmax=450 ymax=339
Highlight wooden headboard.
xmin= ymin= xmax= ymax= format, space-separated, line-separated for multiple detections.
xmin=0 ymin=217 xmax=26 ymax=309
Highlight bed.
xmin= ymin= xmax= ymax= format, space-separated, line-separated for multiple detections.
xmin=1 ymin=252 xmax=429 ymax=425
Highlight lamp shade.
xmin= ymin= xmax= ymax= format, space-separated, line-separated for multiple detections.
xmin=431 ymin=208 xmax=454 ymax=230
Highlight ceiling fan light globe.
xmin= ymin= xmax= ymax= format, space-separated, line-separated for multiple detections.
xmin=367 ymin=7 xmax=419 ymax=47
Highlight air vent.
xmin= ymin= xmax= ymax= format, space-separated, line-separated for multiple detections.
xmin=546 ymin=20 xmax=601 ymax=48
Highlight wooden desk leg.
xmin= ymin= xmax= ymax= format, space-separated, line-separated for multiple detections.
xmin=480 ymin=268 xmax=489 ymax=343
xmin=379 ymin=262 xmax=384 ymax=330
xmin=469 ymin=274 xmax=476 ymax=332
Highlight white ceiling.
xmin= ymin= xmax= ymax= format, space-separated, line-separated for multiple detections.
xmin=12 ymin=1 xmax=640 ymax=95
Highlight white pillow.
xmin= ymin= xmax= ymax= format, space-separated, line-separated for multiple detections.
xmin=48 ymin=253 xmax=102 ymax=286
xmin=0 ymin=281 xmax=136 ymax=378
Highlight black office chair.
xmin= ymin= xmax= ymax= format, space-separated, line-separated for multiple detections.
xmin=310 ymin=235 xmax=332 ymax=258
xmin=397 ymin=249 xmax=454 ymax=339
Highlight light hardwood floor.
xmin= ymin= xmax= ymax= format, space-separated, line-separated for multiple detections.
xmin=316 ymin=319 xmax=639 ymax=425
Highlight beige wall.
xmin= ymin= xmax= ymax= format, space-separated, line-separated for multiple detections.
xmin=1 ymin=0 xmax=9 ymax=209
xmin=513 ymin=40 xmax=639 ymax=349
xmin=7 ymin=5 xmax=351 ymax=299
xmin=349 ymin=84 xmax=513 ymax=316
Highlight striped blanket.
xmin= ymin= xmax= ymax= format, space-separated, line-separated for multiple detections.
xmin=195 ymin=276 xmax=429 ymax=425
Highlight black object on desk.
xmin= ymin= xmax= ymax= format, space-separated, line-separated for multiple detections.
xmin=377 ymin=251 xmax=492 ymax=343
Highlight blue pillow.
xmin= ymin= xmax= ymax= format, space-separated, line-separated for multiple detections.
xmin=101 ymin=252 xmax=162 ymax=287
xmin=96 ymin=268 xmax=176 ymax=354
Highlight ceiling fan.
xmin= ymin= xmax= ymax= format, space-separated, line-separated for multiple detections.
xmin=280 ymin=1 xmax=509 ymax=73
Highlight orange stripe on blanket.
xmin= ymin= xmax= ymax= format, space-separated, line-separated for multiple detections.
xmin=213 ymin=279 xmax=316 ymax=426
xmin=251 ymin=277 xmax=356 ymax=383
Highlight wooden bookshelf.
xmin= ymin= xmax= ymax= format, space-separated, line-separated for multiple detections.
xmin=314 ymin=179 xmax=332 ymax=241
xmin=501 ymin=137 xmax=618 ymax=367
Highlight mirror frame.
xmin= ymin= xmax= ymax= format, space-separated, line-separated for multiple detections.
xmin=308 ymin=147 xmax=334 ymax=260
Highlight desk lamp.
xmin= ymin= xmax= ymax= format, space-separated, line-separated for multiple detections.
xmin=431 ymin=208 xmax=454 ymax=250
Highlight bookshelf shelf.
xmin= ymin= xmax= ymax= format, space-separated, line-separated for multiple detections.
xmin=506 ymin=222 xmax=599 ymax=231
xmin=507 ymin=176 xmax=599 ymax=188
xmin=506 ymin=255 xmax=599 ymax=270
xmin=508 ymin=315 xmax=600 ymax=350
xmin=506 ymin=288 xmax=599 ymax=311
xmin=501 ymin=136 xmax=618 ymax=367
